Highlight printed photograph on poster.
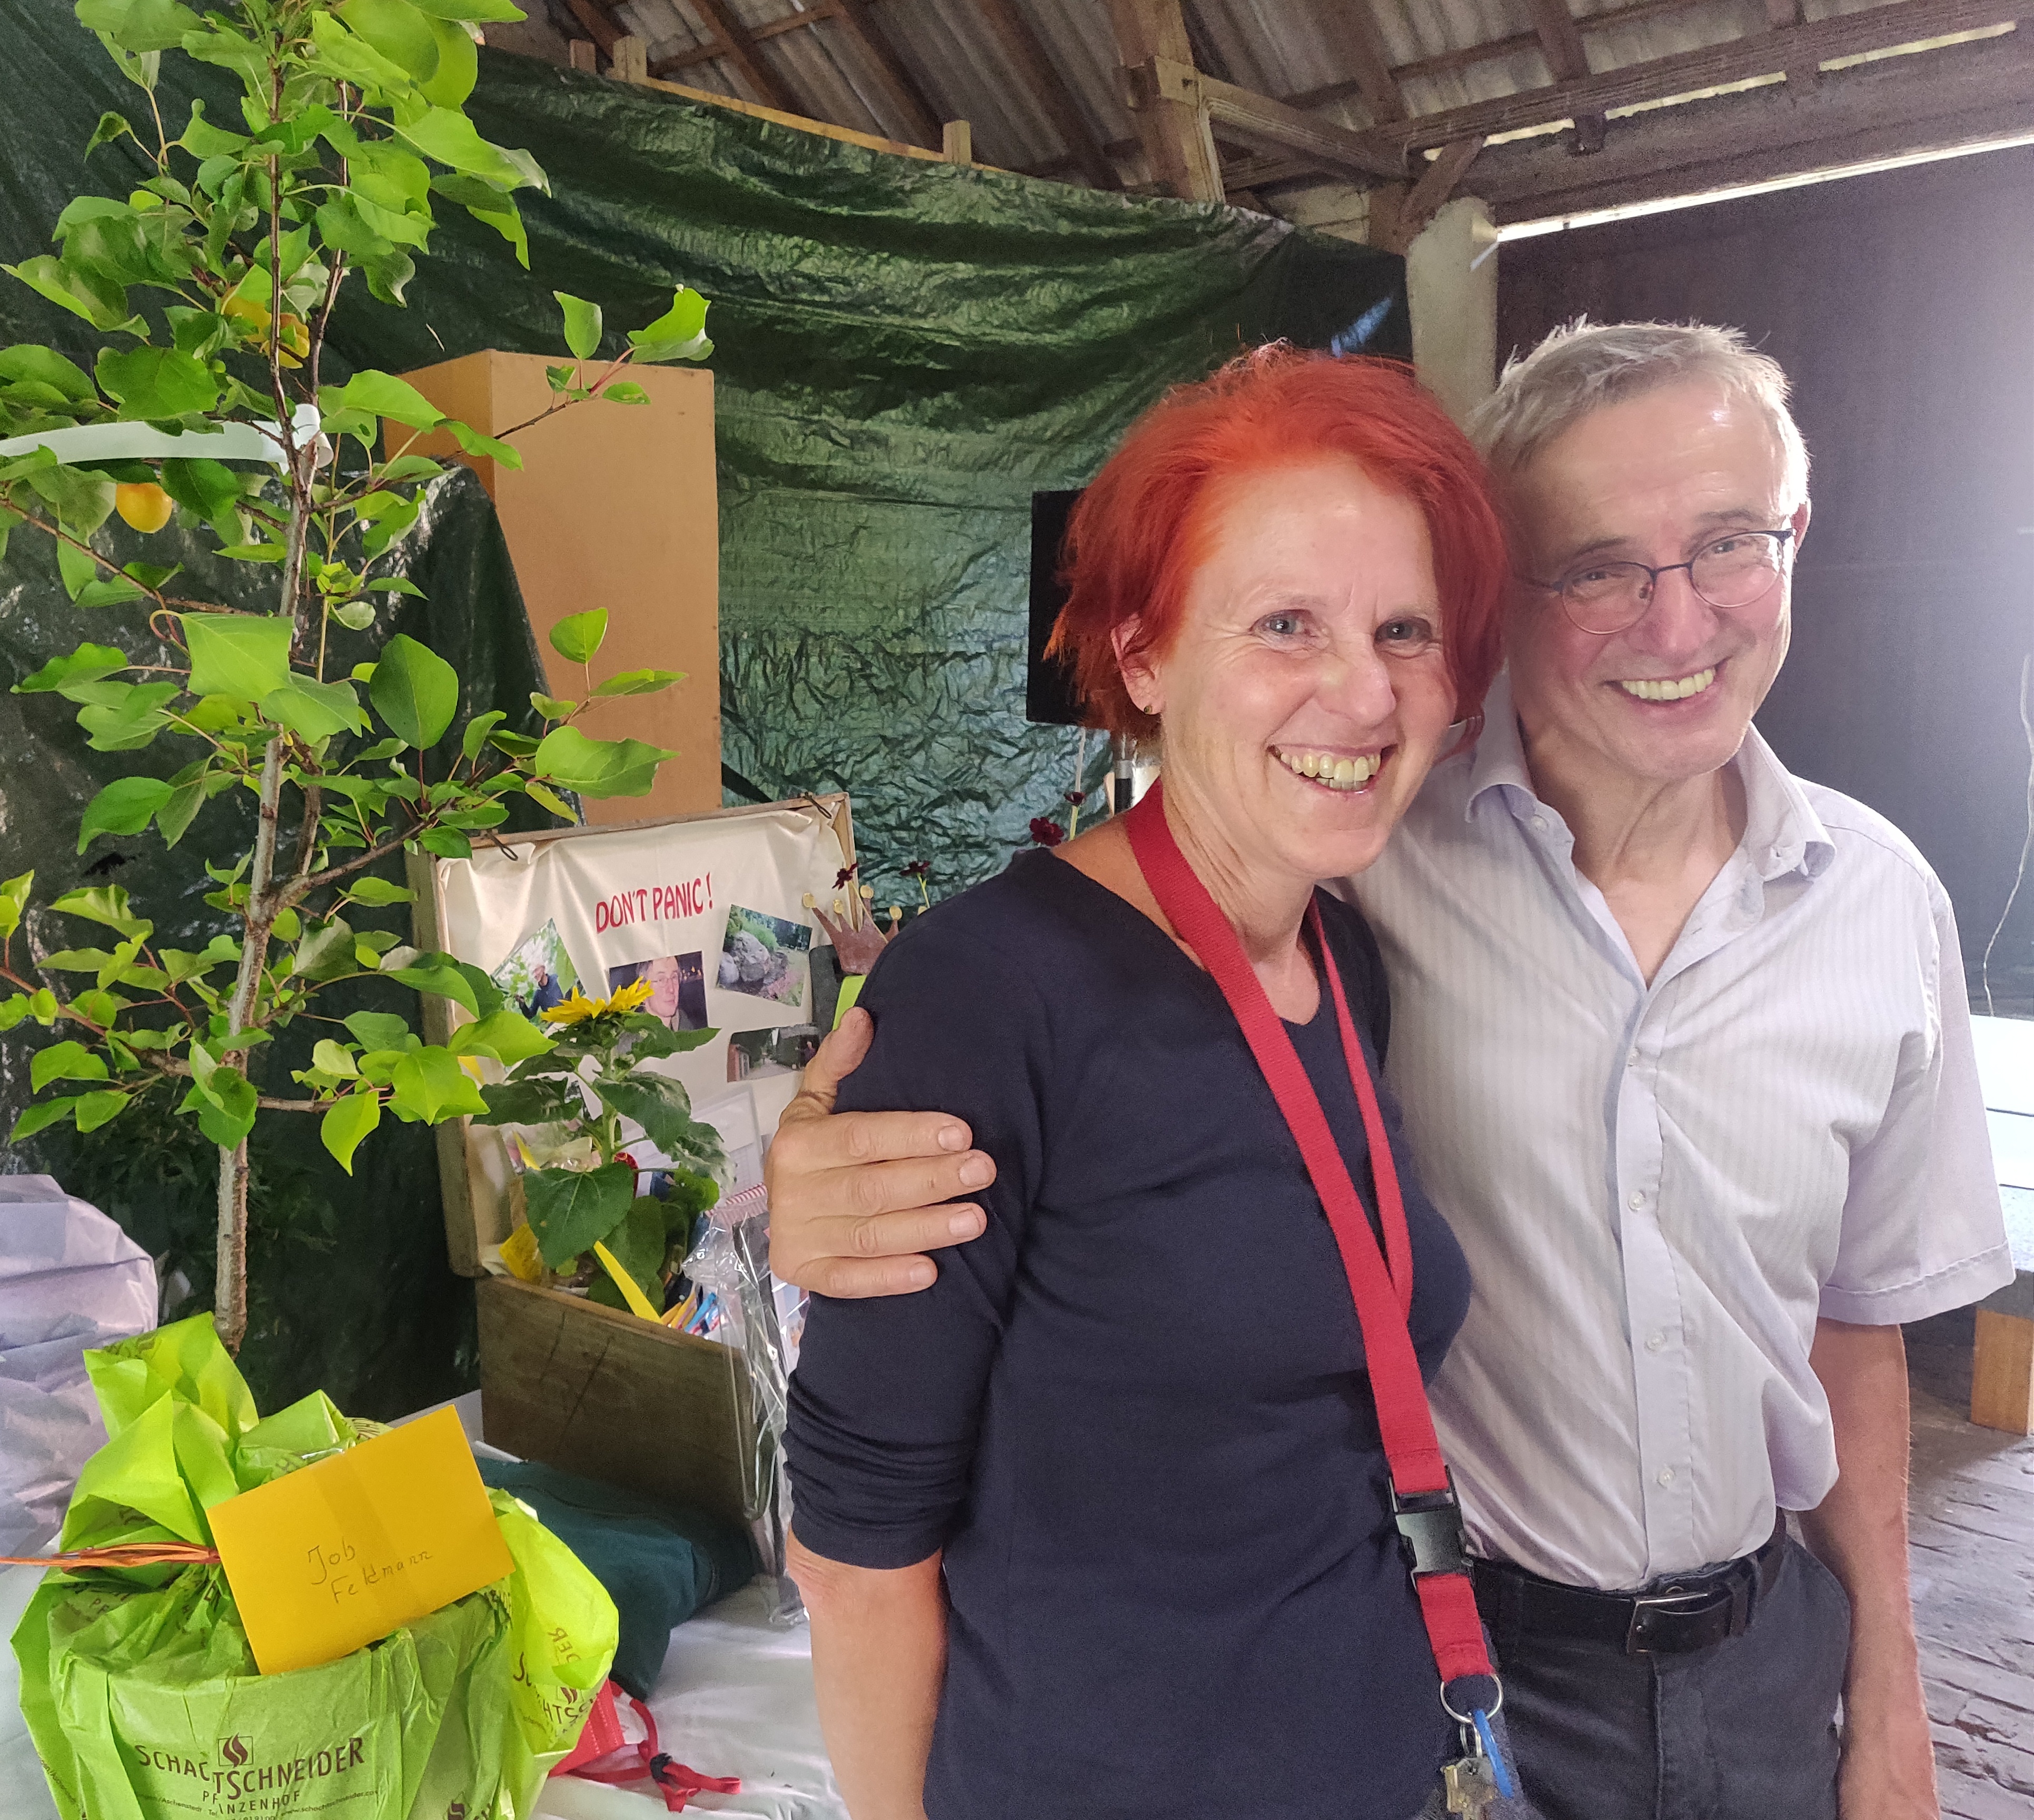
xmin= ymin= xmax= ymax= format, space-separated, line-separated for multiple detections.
xmin=717 ymin=905 xmax=811 ymax=1007
xmin=492 ymin=920 xmax=579 ymax=1020
xmin=607 ymin=953 xmax=710 ymax=1031
xmin=727 ymin=1024 xmax=822 ymax=1082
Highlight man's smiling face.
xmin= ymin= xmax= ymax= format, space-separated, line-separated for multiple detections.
xmin=1503 ymin=379 xmax=1810 ymax=791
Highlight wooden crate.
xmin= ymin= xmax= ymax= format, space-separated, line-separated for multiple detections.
xmin=475 ymin=1275 xmax=754 ymax=1526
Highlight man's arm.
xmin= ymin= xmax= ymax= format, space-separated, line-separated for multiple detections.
xmin=1800 ymin=1317 xmax=1938 ymax=1820
xmin=767 ymin=1008 xmax=990 ymax=1297
xmin=788 ymin=1533 xmax=947 ymax=1820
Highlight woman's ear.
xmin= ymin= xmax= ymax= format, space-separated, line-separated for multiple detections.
xmin=1112 ymin=618 xmax=1162 ymax=720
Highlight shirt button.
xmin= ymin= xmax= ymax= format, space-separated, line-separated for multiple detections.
xmin=1657 ymin=1467 xmax=1676 ymax=1487
xmin=1531 ymin=815 xmax=1549 ymax=833
xmin=1628 ymin=1191 xmax=1645 ymax=1210
xmin=1646 ymin=1331 xmax=1668 ymax=1352
xmin=1626 ymin=1049 xmax=1640 ymax=1067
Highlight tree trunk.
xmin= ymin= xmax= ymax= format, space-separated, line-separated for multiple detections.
xmin=214 ymin=1135 xmax=251 ymax=1353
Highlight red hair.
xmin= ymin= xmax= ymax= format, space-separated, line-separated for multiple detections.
xmin=1046 ymin=345 xmax=1508 ymax=742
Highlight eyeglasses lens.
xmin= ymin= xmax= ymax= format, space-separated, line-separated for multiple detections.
xmin=1562 ymin=534 xmax=1785 ymax=634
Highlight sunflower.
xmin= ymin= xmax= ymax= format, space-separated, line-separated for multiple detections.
xmin=540 ymin=977 xmax=656 ymax=1025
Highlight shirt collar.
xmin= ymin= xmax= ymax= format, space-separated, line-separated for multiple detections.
xmin=1463 ymin=671 xmax=1834 ymax=883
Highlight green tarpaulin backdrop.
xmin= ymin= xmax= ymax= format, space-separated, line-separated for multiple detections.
xmin=0 ymin=5 xmax=1407 ymax=1411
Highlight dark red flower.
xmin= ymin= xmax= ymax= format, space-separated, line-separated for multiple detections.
xmin=902 ymin=859 xmax=932 ymax=879
xmin=834 ymin=862 xmax=859 ymax=889
xmin=1028 ymin=817 xmax=1066 ymax=847
xmin=1064 ymin=789 xmax=1087 ymax=806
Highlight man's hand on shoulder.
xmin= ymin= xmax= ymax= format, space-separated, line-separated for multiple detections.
xmin=767 ymin=1007 xmax=995 ymax=1298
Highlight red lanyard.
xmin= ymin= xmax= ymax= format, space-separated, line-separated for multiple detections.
xmin=1125 ymin=783 xmax=1496 ymax=1699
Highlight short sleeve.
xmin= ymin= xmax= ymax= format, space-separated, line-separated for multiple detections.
xmin=784 ymin=908 xmax=1049 ymax=1568
xmin=1819 ymin=885 xmax=2012 ymax=1324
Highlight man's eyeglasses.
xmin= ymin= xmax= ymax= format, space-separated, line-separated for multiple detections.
xmin=1524 ymin=527 xmax=1797 ymax=637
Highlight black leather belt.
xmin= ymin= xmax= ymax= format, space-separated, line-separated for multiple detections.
xmin=1471 ymin=1516 xmax=1789 ymax=1657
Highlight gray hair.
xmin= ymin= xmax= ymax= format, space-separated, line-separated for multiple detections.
xmin=1467 ymin=319 xmax=1810 ymax=508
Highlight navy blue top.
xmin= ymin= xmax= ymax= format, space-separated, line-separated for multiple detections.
xmin=786 ymin=849 xmax=1472 ymax=1820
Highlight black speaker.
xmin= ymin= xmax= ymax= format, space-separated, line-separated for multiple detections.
xmin=1027 ymin=488 xmax=1087 ymax=727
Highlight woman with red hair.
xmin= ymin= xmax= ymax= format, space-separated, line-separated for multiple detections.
xmin=785 ymin=347 xmax=1515 ymax=1820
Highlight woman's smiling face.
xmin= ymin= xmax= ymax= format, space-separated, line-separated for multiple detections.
xmin=1119 ymin=455 xmax=1457 ymax=893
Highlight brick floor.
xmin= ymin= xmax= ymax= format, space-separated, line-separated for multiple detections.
xmin=1904 ymin=1309 xmax=2034 ymax=1819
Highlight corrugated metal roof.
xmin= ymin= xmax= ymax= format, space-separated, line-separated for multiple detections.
xmin=559 ymin=1 xmax=2020 ymax=215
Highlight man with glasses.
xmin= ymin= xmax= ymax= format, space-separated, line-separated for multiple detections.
xmin=761 ymin=322 xmax=2009 ymax=1820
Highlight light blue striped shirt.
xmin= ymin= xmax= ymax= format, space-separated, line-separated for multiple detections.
xmin=1345 ymin=674 xmax=2011 ymax=1589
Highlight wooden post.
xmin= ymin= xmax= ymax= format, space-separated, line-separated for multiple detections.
xmin=942 ymin=118 xmax=973 ymax=165
xmin=611 ymin=33 xmax=648 ymax=84
xmin=1108 ymin=0 xmax=1222 ymax=203
xmin=1972 ymin=1272 xmax=2034 ymax=1435
xmin=568 ymin=38 xmax=598 ymax=73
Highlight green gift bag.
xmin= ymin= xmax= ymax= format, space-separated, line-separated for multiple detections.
xmin=12 ymin=1315 xmax=618 ymax=1820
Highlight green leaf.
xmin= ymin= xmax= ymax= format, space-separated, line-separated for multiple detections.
xmin=451 ymin=1008 xmax=554 ymax=1066
xmin=32 ymin=1041 xmax=110 ymax=1090
xmin=406 ymin=0 xmax=525 ymax=18
xmin=336 ymin=0 xmax=441 ymax=80
xmin=445 ymin=419 xmax=521 ymax=468
xmin=555 ymin=291 xmax=601 ymax=361
xmin=12 ymin=1096 xmax=84 ymax=1141
xmin=388 ymin=1045 xmax=487 ymax=1123
xmin=548 ymin=607 xmax=607 ymax=664
xmin=14 ymin=644 xmax=130 ymax=698
xmin=418 ymin=13 xmax=478 ymax=104
xmin=320 ymin=370 xmax=444 ymax=433
xmin=86 ymin=110 xmax=138 ymax=154
xmin=158 ymin=455 xmax=241 ymax=523
xmin=615 ymin=1015 xmax=718 ymax=1062
xmin=75 ymin=0 xmax=203 ymax=52
xmin=460 ymin=708 xmax=506 ymax=761
xmin=591 ymin=668 xmax=682 ymax=698
xmin=344 ymin=1011 xmax=414 ymax=1050
xmin=601 ymin=380 xmax=648 ymax=405
xmin=155 ymin=777 xmax=205 ymax=846
xmin=94 ymin=345 xmax=219 ymax=420
xmin=530 ymin=693 xmax=575 ymax=720
xmin=2 ymin=255 xmax=133 ymax=333
xmin=312 ymin=1038 xmax=361 ymax=1079
xmin=73 ymin=1089 xmax=131 ymax=1134
xmin=369 ymin=631 xmax=459 ymax=749
xmin=523 ymin=780 xmax=577 ymax=822
xmin=395 ymin=106 xmax=545 ymax=193
xmin=533 ymin=726 xmax=672 ymax=799
xmin=27 ymin=462 xmax=116 ymax=535
xmin=0 ymin=872 xmax=32 ymax=940
xmin=0 ymin=345 xmax=97 ymax=405
xmin=473 ymin=1074 xmax=585 ymax=1127
xmin=291 ymin=916 xmax=358 ymax=980
xmin=628 ymin=286 xmax=712 ymax=364
xmin=332 ymin=601 xmax=378 ymax=631
xmin=78 ymin=679 xmax=178 ymax=749
xmin=184 ymin=1064 xmax=257 ymax=1149
xmin=321 ymin=1088 xmax=382 ymax=1173
xmin=73 ymin=575 xmax=147 ymax=611
xmin=263 ymin=676 xmax=368 ymax=741
xmin=304 ymin=9 xmax=419 ymax=93
xmin=184 ymin=612 xmax=292 ymax=700
xmin=343 ymin=875 xmax=414 ymax=906
xmin=587 ymin=1195 xmax=670 ymax=1311
xmin=386 ymin=955 xmax=479 ymax=1015
xmin=524 ymin=1161 xmax=635 ymax=1270
xmin=420 ymin=826 xmax=471 ymax=859
xmin=597 ymin=1072 xmax=728 ymax=1176
xmin=49 ymin=883 xmax=147 ymax=937
xmin=77 ymin=775 xmax=172 ymax=850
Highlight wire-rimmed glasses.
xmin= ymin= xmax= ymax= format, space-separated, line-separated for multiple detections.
xmin=1525 ymin=526 xmax=1797 ymax=637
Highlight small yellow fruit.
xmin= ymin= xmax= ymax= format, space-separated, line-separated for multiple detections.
xmin=115 ymin=482 xmax=174 ymax=533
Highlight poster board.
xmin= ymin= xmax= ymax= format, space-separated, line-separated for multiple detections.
xmin=412 ymin=795 xmax=852 ymax=1275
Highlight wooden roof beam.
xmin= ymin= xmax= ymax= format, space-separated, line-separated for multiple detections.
xmin=1362 ymin=0 xmax=2034 ymax=156
xmin=831 ymin=0 xmax=947 ymax=149
xmin=976 ymin=0 xmax=1118 ymax=189
xmin=1332 ymin=1 xmax=1407 ymax=122
xmin=683 ymin=0 xmax=802 ymax=114
xmin=1109 ymin=0 xmax=1224 ymax=202
xmin=559 ymin=0 xmax=618 ymax=55
xmin=654 ymin=5 xmax=835 ymax=75
xmin=1527 ymin=1 xmax=1607 ymax=151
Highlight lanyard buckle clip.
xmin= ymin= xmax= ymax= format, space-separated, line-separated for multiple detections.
xmin=1392 ymin=1472 xmax=1470 ymax=1579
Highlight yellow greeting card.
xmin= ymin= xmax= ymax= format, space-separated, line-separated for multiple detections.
xmin=210 ymin=1406 xmax=514 ymax=1676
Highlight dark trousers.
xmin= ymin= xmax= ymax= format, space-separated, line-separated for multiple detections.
xmin=1491 ymin=1540 xmax=1851 ymax=1820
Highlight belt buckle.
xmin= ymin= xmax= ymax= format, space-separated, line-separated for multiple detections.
xmin=1623 ymin=1581 xmax=1738 ymax=1656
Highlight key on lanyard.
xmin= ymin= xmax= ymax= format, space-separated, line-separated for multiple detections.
xmin=1442 ymin=1752 xmax=1500 ymax=1817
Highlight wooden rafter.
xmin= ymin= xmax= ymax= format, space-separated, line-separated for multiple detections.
xmin=681 ymin=0 xmax=802 ymax=113
xmin=559 ymin=0 xmax=618 ymax=55
xmin=1527 ymin=0 xmax=1606 ymax=151
xmin=833 ymin=0 xmax=946 ymax=150
xmin=1363 ymin=0 xmax=2034 ymax=156
xmin=1110 ymin=0 xmax=1224 ymax=202
xmin=1332 ymin=0 xmax=1407 ymax=122
xmin=975 ymin=0 xmax=1117 ymax=189
xmin=655 ymin=5 xmax=840 ymax=73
